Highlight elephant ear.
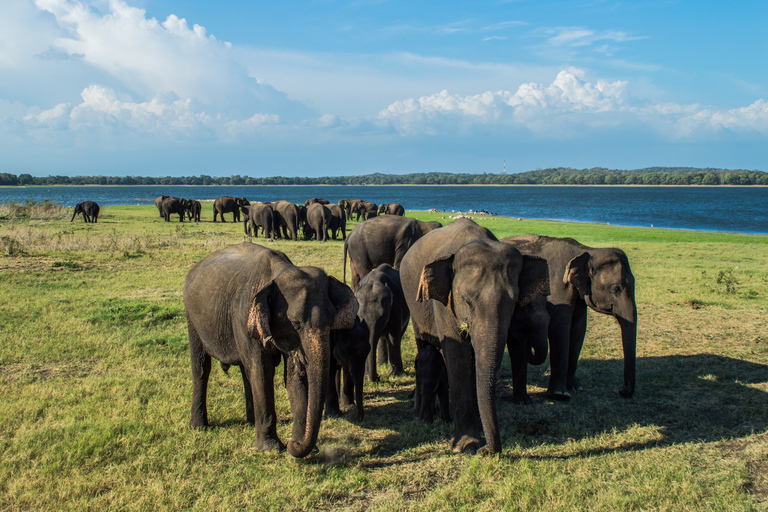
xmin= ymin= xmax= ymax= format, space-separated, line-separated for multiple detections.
xmin=563 ymin=252 xmax=591 ymax=299
xmin=518 ymin=255 xmax=550 ymax=307
xmin=248 ymin=282 xmax=274 ymax=345
xmin=328 ymin=276 xmax=359 ymax=330
xmin=416 ymin=255 xmax=454 ymax=306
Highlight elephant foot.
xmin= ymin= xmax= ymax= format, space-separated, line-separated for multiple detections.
xmin=510 ymin=393 xmax=533 ymax=405
xmin=451 ymin=435 xmax=482 ymax=454
xmin=189 ymin=418 xmax=209 ymax=429
xmin=619 ymin=386 xmax=635 ymax=398
xmin=545 ymin=388 xmax=571 ymax=401
xmin=387 ymin=367 xmax=404 ymax=377
xmin=255 ymin=436 xmax=286 ymax=454
xmin=324 ymin=407 xmax=342 ymax=419
xmin=566 ymin=376 xmax=584 ymax=392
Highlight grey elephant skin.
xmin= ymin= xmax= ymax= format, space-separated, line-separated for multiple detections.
xmin=183 ymin=242 xmax=358 ymax=458
xmin=269 ymin=200 xmax=300 ymax=241
xmin=302 ymin=203 xmax=331 ymax=241
xmin=213 ymin=196 xmax=249 ymax=223
xmin=352 ymin=201 xmax=378 ymax=221
xmin=326 ymin=317 xmax=370 ymax=420
xmin=186 ymin=199 xmax=201 ymax=222
xmin=413 ymin=342 xmax=450 ymax=422
xmin=327 ymin=204 xmax=347 ymax=240
xmin=377 ymin=203 xmax=405 ymax=216
xmin=501 ymin=234 xmax=637 ymax=399
xmin=399 ymin=218 xmax=551 ymax=455
xmin=355 ymin=264 xmax=410 ymax=382
xmin=71 ymin=201 xmax=100 ymax=223
xmin=154 ymin=195 xmax=169 ymax=217
xmin=160 ymin=197 xmax=189 ymax=222
xmin=242 ymin=203 xmax=275 ymax=239
xmin=343 ymin=215 xmax=442 ymax=289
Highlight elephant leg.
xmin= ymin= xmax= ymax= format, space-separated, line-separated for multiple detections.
xmin=546 ymin=304 xmax=575 ymax=400
xmin=240 ymin=366 xmax=255 ymax=424
xmin=366 ymin=335 xmax=380 ymax=382
xmin=188 ymin=325 xmax=211 ymax=428
xmin=507 ymin=337 xmax=532 ymax=404
xmin=245 ymin=351 xmax=284 ymax=453
xmin=385 ymin=332 xmax=404 ymax=376
xmin=340 ymin=367 xmax=355 ymax=408
xmin=566 ymin=301 xmax=588 ymax=392
xmin=441 ymin=336 xmax=483 ymax=453
xmin=437 ymin=368 xmax=451 ymax=422
xmin=324 ymin=356 xmax=342 ymax=418
xmin=377 ymin=338 xmax=388 ymax=366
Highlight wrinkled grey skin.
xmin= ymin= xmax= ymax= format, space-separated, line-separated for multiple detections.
xmin=154 ymin=195 xmax=169 ymax=217
xmin=184 ymin=242 xmax=358 ymax=458
xmin=355 ymin=264 xmax=409 ymax=382
xmin=302 ymin=203 xmax=332 ymax=242
xmin=327 ymin=204 xmax=347 ymax=240
xmin=213 ymin=196 xmax=249 ymax=223
xmin=186 ymin=199 xmax=202 ymax=222
xmin=160 ymin=197 xmax=188 ymax=222
xmin=270 ymin=200 xmax=300 ymax=241
xmin=352 ymin=201 xmax=378 ymax=221
xmin=377 ymin=203 xmax=405 ymax=216
xmin=242 ymin=203 xmax=275 ymax=240
xmin=71 ymin=201 xmax=100 ymax=223
xmin=326 ymin=317 xmax=370 ymax=420
xmin=502 ymin=234 xmax=637 ymax=399
xmin=343 ymin=215 xmax=443 ymax=289
xmin=413 ymin=341 xmax=450 ymax=422
xmin=400 ymin=218 xmax=551 ymax=455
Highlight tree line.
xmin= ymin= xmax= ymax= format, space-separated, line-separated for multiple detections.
xmin=1 ymin=167 xmax=766 ymax=187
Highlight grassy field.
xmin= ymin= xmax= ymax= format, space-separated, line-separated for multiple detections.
xmin=1 ymin=202 xmax=767 ymax=511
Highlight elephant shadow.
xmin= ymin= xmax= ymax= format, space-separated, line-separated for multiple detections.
xmin=496 ymin=353 xmax=768 ymax=457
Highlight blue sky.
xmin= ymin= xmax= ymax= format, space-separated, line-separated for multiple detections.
xmin=1 ymin=0 xmax=766 ymax=177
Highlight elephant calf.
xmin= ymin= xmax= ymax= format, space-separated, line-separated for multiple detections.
xmin=326 ymin=317 xmax=370 ymax=420
xmin=413 ymin=341 xmax=450 ymax=422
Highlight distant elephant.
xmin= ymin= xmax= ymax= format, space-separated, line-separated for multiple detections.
xmin=242 ymin=203 xmax=275 ymax=240
xmin=305 ymin=198 xmax=330 ymax=206
xmin=352 ymin=201 xmax=377 ymax=221
xmin=327 ymin=204 xmax=347 ymax=240
xmin=338 ymin=199 xmax=363 ymax=220
xmin=343 ymin=215 xmax=442 ymax=289
xmin=154 ymin=195 xmax=169 ymax=218
xmin=377 ymin=203 xmax=405 ymax=216
xmin=302 ymin=203 xmax=331 ymax=242
xmin=326 ymin=317 xmax=370 ymax=420
xmin=184 ymin=242 xmax=358 ymax=458
xmin=186 ymin=199 xmax=201 ymax=222
xmin=71 ymin=201 xmax=100 ymax=223
xmin=400 ymin=218 xmax=551 ymax=454
xmin=413 ymin=341 xmax=450 ymax=422
xmin=270 ymin=200 xmax=300 ymax=241
xmin=355 ymin=264 xmax=409 ymax=382
xmin=161 ymin=197 xmax=188 ymax=222
xmin=502 ymin=234 xmax=637 ymax=399
xmin=213 ymin=196 xmax=249 ymax=223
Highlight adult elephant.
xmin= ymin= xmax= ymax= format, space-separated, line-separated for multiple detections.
xmin=242 ymin=202 xmax=275 ymax=240
xmin=270 ymin=200 xmax=300 ymax=241
xmin=302 ymin=203 xmax=331 ymax=242
xmin=377 ymin=203 xmax=405 ymax=216
xmin=71 ymin=201 xmax=100 ymax=223
xmin=326 ymin=317 xmax=370 ymax=420
xmin=213 ymin=196 xmax=249 ymax=223
xmin=327 ymin=204 xmax=347 ymax=240
xmin=161 ymin=197 xmax=188 ymax=222
xmin=343 ymin=215 xmax=442 ymax=289
xmin=338 ymin=199 xmax=362 ymax=220
xmin=154 ymin=195 xmax=169 ymax=218
xmin=355 ymin=264 xmax=409 ymax=382
xmin=186 ymin=199 xmax=201 ymax=222
xmin=184 ymin=242 xmax=358 ymax=458
xmin=352 ymin=201 xmax=378 ymax=221
xmin=400 ymin=218 xmax=550 ymax=455
xmin=501 ymin=234 xmax=637 ymax=399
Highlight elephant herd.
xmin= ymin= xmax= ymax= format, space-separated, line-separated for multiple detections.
xmin=184 ymin=205 xmax=637 ymax=458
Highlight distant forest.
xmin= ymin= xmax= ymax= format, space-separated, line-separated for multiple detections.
xmin=1 ymin=167 xmax=766 ymax=186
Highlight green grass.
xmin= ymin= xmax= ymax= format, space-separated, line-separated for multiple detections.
xmin=2 ymin=205 xmax=767 ymax=511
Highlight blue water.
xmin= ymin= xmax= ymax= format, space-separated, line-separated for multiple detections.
xmin=1 ymin=185 xmax=767 ymax=235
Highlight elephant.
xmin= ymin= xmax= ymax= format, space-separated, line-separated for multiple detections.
xmin=71 ymin=201 xmax=100 ymax=223
xmin=352 ymin=201 xmax=378 ymax=221
xmin=501 ymin=234 xmax=637 ymax=399
xmin=183 ymin=242 xmax=358 ymax=458
xmin=327 ymin=204 xmax=347 ymax=240
xmin=338 ymin=199 xmax=362 ymax=220
xmin=302 ymin=203 xmax=331 ymax=242
xmin=355 ymin=264 xmax=409 ymax=382
xmin=270 ymin=200 xmax=300 ymax=241
xmin=343 ymin=215 xmax=443 ymax=289
xmin=326 ymin=317 xmax=370 ymax=420
xmin=305 ymin=198 xmax=330 ymax=206
xmin=161 ymin=197 xmax=188 ymax=222
xmin=377 ymin=203 xmax=405 ymax=216
xmin=242 ymin=203 xmax=276 ymax=240
xmin=186 ymin=199 xmax=202 ymax=222
xmin=413 ymin=341 xmax=450 ymax=423
xmin=213 ymin=196 xmax=249 ymax=223
xmin=399 ymin=218 xmax=551 ymax=455
xmin=154 ymin=195 xmax=169 ymax=218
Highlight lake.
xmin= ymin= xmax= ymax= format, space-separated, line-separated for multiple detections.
xmin=1 ymin=185 xmax=766 ymax=235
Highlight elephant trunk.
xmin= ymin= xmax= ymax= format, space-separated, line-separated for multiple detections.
xmin=473 ymin=325 xmax=507 ymax=454
xmin=526 ymin=334 xmax=548 ymax=365
xmin=353 ymin=366 xmax=365 ymax=420
xmin=287 ymin=332 xmax=330 ymax=458
xmin=615 ymin=298 xmax=637 ymax=398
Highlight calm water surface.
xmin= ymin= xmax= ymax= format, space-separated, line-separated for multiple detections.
xmin=1 ymin=185 xmax=766 ymax=235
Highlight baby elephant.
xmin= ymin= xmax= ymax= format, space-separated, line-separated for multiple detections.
xmin=71 ymin=201 xmax=99 ymax=223
xmin=326 ymin=317 xmax=371 ymax=420
xmin=413 ymin=341 xmax=450 ymax=422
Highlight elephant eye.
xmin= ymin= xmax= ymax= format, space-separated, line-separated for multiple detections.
xmin=462 ymin=295 xmax=475 ymax=310
xmin=610 ymin=285 xmax=622 ymax=295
